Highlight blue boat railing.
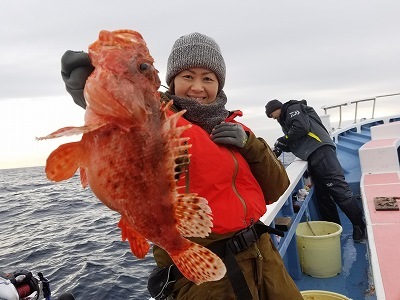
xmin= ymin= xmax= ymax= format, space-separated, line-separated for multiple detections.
xmin=260 ymin=159 xmax=319 ymax=280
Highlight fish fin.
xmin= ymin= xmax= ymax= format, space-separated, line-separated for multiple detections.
xmin=118 ymin=217 xmax=150 ymax=259
xmin=162 ymin=101 xmax=213 ymax=238
xmin=174 ymin=194 xmax=213 ymax=238
xmin=171 ymin=242 xmax=226 ymax=285
xmin=162 ymin=102 xmax=191 ymax=139
xmin=80 ymin=168 xmax=88 ymax=188
xmin=84 ymin=77 xmax=137 ymax=120
xmin=36 ymin=124 xmax=102 ymax=140
xmin=45 ymin=142 xmax=83 ymax=182
xmin=162 ymin=102 xmax=191 ymax=150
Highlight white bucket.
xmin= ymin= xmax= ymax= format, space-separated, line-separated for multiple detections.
xmin=296 ymin=221 xmax=342 ymax=278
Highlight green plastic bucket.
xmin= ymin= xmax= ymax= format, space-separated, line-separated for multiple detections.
xmin=301 ymin=290 xmax=351 ymax=299
xmin=296 ymin=221 xmax=342 ymax=278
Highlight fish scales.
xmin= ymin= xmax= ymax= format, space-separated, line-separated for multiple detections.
xmin=38 ymin=29 xmax=226 ymax=285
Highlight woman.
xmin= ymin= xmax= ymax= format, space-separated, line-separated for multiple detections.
xmin=61 ymin=32 xmax=303 ymax=300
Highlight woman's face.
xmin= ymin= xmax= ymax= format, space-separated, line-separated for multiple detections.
xmin=173 ymin=67 xmax=219 ymax=104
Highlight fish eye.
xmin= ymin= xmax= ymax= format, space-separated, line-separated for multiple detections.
xmin=139 ymin=63 xmax=150 ymax=71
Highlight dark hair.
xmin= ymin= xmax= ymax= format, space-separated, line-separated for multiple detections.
xmin=167 ymin=81 xmax=175 ymax=95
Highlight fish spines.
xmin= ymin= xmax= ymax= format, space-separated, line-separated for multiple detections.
xmin=162 ymin=103 xmax=214 ymax=237
xmin=171 ymin=242 xmax=226 ymax=285
xmin=161 ymin=101 xmax=189 ymax=134
xmin=161 ymin=99 xmax=193 ymax=192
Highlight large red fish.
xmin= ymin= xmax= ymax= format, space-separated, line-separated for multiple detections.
xmin=38 ymin=29 xmax=226 ymax=284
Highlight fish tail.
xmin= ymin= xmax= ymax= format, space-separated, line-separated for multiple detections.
xmin=45 ymin=142 xmax=83 ymax=182
xmin=171 ymin=242 xmax=226 ymax=285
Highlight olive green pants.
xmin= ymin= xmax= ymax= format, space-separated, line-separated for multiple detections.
xmin=167 ymin=233 xmax=303 ymax=300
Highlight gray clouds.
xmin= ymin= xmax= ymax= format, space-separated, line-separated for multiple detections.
xmin=1 ymin=0 xmax=399 ymax=155
xmin=1 ymin=0 xmax=399 ymax=104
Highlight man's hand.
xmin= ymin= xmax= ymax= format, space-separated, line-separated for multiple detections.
xmin=61 ymin=50 xmax=95 ymax=109
xmin=274 ymin=136 xmax=290 ymax=152
xmin=272 ymin=147 xmax=283 ymax=157
xmin=211 ymin=122 xmax=248 ymax=148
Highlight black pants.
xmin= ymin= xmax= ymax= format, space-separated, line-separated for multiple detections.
xmin=307 ymin=146 xmax=364 ymax=226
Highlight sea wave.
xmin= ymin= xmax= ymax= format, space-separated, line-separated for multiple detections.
xmin=0 ymin=166 xmax=154 ymax=299
xmin=0 ymin=158 xmax=297 ymax=299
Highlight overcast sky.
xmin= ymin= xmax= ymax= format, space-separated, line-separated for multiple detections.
xmin=1 ymin=0 xmax=400 ymax=169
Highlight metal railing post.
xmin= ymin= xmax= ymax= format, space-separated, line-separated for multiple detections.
xmin=321 ymin=92 xmax=400 ymax=128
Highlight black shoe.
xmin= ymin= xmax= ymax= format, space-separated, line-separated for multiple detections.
xmin=353 ymin=225 xmax=366 ymax=242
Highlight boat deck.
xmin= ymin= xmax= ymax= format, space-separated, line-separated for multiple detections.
xmin=360 ymin=121 xmax=400 ymax=300
xmin=294 ymin=211 xmax=375 ymax=299
xmin=293 ymin=122 xmax=376 ymax=299
xmin=294 ymin=119 xmax=400 ymax=299
xmin=268 ymin=116 xmax=400 ymax=299
xmin=362 ymin=172 xmax=400 ymax=300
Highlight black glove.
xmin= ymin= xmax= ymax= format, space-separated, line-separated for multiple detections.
xmin=272 ymin=147 xmax=283 ymax=157
xmin=274 ymin=136 xmax=290 ymax=152
xmin=211 ymin=122 xmax=248 ymax=148
xmin=61 ymin=50 xmax=95 ymax=109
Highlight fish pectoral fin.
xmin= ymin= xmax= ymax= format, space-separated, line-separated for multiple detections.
xmin=45 ymin=142 xmax=83 ymax=182
xmin=118 ymin=217 xmax=150 ymax=259
xmin=36 ymin=125 xmax=93 ymax=140
xmin=171 ymin=242 xmax=226 ymax=285
xmin=174 ymin=194 xmax=213 ymax=238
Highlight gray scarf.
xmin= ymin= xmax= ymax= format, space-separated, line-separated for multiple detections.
xmin=167 ymin=91 xmax=230 ymax=134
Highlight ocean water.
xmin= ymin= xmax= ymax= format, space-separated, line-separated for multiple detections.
xmin=0 ymin=166 xmax=155 ymax=299
xmin=0 ymin=154 xmax=295 ymax=299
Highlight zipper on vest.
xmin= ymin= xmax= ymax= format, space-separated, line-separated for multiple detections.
xmin=254 ymin=242 xmax=263 ymax=285
xmin=228 ymin=149 xmax=248 ymax=224
xmin=254 ymin=243 xmax=263 ymax=260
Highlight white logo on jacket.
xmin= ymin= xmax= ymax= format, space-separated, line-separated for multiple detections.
xmin=289 ymin=110 xmax=300 ymax=118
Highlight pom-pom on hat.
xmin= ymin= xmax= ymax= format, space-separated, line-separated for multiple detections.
xmin=265 ymin=99 xmax=283 ymax=118
xmin=166 ymin=32 xmax=226 ymax=92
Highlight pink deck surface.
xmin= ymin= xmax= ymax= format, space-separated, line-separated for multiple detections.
xmin=362 ymin=138 xmax=397 ymax=149
xmin=363 ymin=172 xmax=400 ymax=300
xmin=372 ymin=225 xmax=400 ymax=300
xmin=363 ymin=173 xmax=400 ymax=185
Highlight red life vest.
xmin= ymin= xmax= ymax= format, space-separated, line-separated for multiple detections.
xmin=175 ymin=111 xmax=266 ymax=234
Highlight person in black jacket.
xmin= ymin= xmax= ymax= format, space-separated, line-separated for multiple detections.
xmin=265 ymin=99 xmax=366 ymax=242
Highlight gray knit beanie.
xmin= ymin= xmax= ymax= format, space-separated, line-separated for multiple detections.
xmin=166 ymin=32 xmax=226 ymax=92
xmin=265 ymin=99 xmax=283 ymax=118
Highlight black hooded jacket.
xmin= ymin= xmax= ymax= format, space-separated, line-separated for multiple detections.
xmin=278 ymin=100 xmax=335 ymax=160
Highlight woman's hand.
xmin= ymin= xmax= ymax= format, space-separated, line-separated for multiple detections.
xmin=211 ymin=122 xmax=248 ymax=148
